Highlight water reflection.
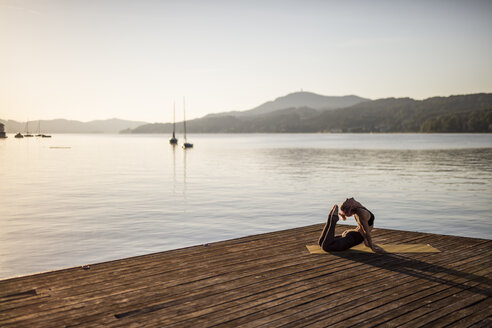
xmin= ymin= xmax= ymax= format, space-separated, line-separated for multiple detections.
xmin=168 ymin=143 xmax=190 ymax=201
xmin=172 ymin=144 xmax=177 ymax=196
xmin=183 ymin=147 xmax=188 ymax=200
xmin=258 ymin=148 xmax=492 ymax=180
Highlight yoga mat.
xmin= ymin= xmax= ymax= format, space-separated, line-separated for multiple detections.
xmin=306 ymin=243 xmax=440 ymax=254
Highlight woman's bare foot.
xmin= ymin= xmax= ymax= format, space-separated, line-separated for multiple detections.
xmin=329 ymin=205 xmax=339 ymax=221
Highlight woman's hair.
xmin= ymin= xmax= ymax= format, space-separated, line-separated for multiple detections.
xmin=340 ymin=197 xmax=362 ymax=216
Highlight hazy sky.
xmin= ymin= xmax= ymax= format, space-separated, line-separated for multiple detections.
xmin=1 ymin=0 xmax=491 ymax=122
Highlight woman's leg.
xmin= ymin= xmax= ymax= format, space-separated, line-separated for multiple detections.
xmin=318 ymin=205 xmax=338 ymax=246
xmin=325 ymin=234 xmax=359 ymax=251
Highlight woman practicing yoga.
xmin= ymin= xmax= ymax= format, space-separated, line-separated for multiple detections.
xmin=318 ymin=198 xmax=385 ymax=253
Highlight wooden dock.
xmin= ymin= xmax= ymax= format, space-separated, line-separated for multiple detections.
xmin=1 ymin=224 xmax=491 ymax=327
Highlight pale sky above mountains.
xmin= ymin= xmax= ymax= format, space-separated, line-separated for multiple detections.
xmin=1 ymin=0 xmax=491 ymax=122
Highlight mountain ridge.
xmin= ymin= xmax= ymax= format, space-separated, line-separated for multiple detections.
xmin=0 ymin=118 xmax=147 ymax=134
xmin=125 ymin=92 xmax=492 ymax=133
xmin=205 ymin=91 xmax=369 ymax=118
xmin=2 ymin=92 xmax=491 ymax=134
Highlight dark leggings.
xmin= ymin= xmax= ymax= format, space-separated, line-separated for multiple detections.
xmin=318 ymin=207 xmax=364 ymax=251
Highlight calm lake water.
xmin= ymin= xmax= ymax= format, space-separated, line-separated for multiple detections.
xmin=1 ymin=133 xmax=491 ymax=278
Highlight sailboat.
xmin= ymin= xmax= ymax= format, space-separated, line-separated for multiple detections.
xmin=182 ymin=98 xmax=193 ymax=149
xmin=169 ymin=102 xmax=178 ymax=145
xmin=24 ymin=121 xmax=33 ymax=137
xmin=36 ymin=121 xmax=42 ymax=137
xmin=35 ymin=120 xmax=51 ymax=138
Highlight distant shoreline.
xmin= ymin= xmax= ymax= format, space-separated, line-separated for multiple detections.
xmin=3 ymin=132 xmax=492 ymax=136
xmin=3 ymin=92 xmax=492 ymax=134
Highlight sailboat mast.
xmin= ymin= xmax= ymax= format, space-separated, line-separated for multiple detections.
xmin=183 ymin=97 xmax=187 ymax=142
xmin=172 ymin=102 xmax=176 ymax=138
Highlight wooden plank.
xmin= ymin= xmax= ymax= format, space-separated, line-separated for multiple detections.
xmin=421 ymin=297 xmax=492 ymax=327
xmin=58 ymin=230 xmax=420 ymax=327
xmin=300 ymin=257 xmax=492 ymax=328
xmin=0 ymin=226 xmax=396 ymax=310
xmin=336 ymin=267 xmax=491 ymax=328
xmin=0 ymin=225 xmax=329 ymax=308
xmin=0 ymin=226 xmax=417 ymax=297
xmin=215 ymin=238 xmax=490 ymax=328
xmin=369 ymin=275 xmax=492 ymax=327
xmin=299 ymin=266 xmax=491 ymax=328
xmin=0 ymin=224 xmax=322 ymax=291
xmin=0 ymin=231 xmax=480 ymax=328
xmin=135 ymin=234 xmax=480 ymax=326
xmin=0 ymin=224 xmax=392 ymax=324
xmin=212 ymin=245 xmax=490 ymax=328
xmin=0 ymin=225 xmax=489 ymax=328
xmin=127 ymin=244 xmax=440 ymax=328
xmin=170 ymin=234 xmax=452 ymax=328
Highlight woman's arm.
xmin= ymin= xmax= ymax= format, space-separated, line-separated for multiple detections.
xmin=363 ymin=224 xmax=374 ymax=249
xmin=354 ymin=215 xmax=371 ymax=247
xmin=354 ymin=210 xmax=383 ymax=252
xmin=361 ymin=224 xmax=386 ymax=253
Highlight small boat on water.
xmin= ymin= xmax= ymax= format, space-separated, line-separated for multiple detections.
xmin=15 ymin=132 xmax=24 ymax=138
xmin=182 ymin=98 xmax=193 ymax=149
xmin=24 ymin=121 xmax=33 ymax=137
xmin=169 ymin=102 xmax=178 ymax=145
xmin=35 ymin=121 xmax=51 ymax=138
xmin=36 ymin=121 xmax=42 ymax=137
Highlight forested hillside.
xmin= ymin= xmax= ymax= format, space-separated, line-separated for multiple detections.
xmin=124 ymin=93 xmax=492 ymax=133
